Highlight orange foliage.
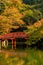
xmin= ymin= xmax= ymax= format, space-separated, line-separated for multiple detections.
xmin=34 ymin=19 xmax=43 ymax=27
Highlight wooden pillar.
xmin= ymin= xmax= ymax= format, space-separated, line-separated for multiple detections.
xmin=12 ymin=39 xmax=14 ymax=50
xmin=13 ymin=39 xmax=16 ymax=49
xmin=0 ymin=40 xmax=2 ymax=50
xmin=11 ymin=39 xmax=16 ymax=50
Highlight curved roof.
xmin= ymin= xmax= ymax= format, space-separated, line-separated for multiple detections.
xmin=0 ymin=32 xmax=29 ymax=40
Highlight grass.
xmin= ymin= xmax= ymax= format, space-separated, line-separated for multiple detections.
xmin=0 ymin=48 xmax=43 ymax=65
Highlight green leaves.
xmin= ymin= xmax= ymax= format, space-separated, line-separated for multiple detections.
xmin=22 ymin=9 xmax=42 ymax=25
xmin=0 ymin=2 xmax=5 ymax=14
xmin=26 ymin=25 xmax=43 ymax=45
xmin=23 ymin=0 xmax=42 ymax=5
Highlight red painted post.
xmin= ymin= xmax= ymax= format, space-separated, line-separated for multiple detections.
xmin=11 ymin=39 xmax=16 ymax=50
xmin=13 ymin=39 xmax=16 ymax=50
xmin=0 ymin=40 xmax=2 ymax=50
xmin=12 ymin=39 xmax=14 ymax=50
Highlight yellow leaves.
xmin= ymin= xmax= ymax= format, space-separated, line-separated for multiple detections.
xmin=4 ymin=7 xmax=18 ymax=15
xmin=40 ymin=30 xmax=43 ymax=34
xmin=24 ymin=10 xmax=33 ymax=16
xmin=34 ymin=21 xmax=42 ymax=28
xmin=17 ymin=59 xmax=24 ymax=65
xmin=26 ymin=10 xmax=33 ymax=15
xmin=13 ymin=26 xmax=19 ymax=29
xmin=0 ymin=15 xmax=11 ymax=24
xmin=0 ymin=0 xmax=24 ymax=28
xmin=9 ymin=0 xmax=22 ymax=5
xmin=18 ymin=20 xmax=25 ymax=24
xmin=0 ymin=15 xmax=12 ymax=34
xmin=27 ymin=19 xmax=43 ymax=29
xmin=3 ymin=6 xmax=22 ymax=20
xmin=27 ymin=25 xmax=34 ymax=29
xmin=33 ymin=19 xmax=43 ymax=28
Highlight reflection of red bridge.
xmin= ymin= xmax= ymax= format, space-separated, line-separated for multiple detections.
xmin=0 ymin=32 xmax=29 ymax=49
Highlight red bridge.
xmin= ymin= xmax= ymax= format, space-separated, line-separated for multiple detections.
xmin=0 ymin=32 xmax=29 ymax=49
